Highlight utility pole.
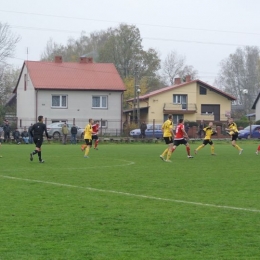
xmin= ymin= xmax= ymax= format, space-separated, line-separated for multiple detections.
xmin=137 ymin=87 xmax=141 ymax=127
xmin=133 ymin=65 xmax=138 ymax=123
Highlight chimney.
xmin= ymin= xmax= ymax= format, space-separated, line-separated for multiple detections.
xmin=174 ymin=78 xmax=181 ymax=85
xmin=54 ymin=56 xmax=62 ymax=63
xmin=186 ymin=75 xmax=191 ymax=82
xmin=79 ymin=57 xmax=93 ymax=63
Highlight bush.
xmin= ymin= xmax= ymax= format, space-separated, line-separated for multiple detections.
xmin=255 ymin=120 xmax=260 ymax=125
xmin=235 ymin=120 xmax=250 ymax=128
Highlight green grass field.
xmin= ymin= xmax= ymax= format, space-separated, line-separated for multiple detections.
xmin=0 ymin=140 xmax=260 ymax=260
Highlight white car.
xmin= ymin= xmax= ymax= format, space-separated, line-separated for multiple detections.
xmin=47 ymin=122 xmax=84 ymax=139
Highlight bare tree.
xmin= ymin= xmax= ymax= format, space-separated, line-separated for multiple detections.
xmin=162 ymin=51 xmax=185 ymax=85
xmin=179 ymin=65 xmax=198 ymax=82
xmin=0 ymin=22 xmax=20 ymax=63
xmin=215 ymin=46 xmax=260 ymax=114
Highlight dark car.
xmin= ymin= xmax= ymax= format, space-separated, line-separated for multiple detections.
xmin=130 ymin=124 xmax=163 ymax=139
xmin=238 ymin=125 xmax=260 ymax=139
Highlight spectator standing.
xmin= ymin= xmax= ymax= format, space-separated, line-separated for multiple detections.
xmin=3 ymin=120 xmax=11 ymax=143
xmin=21 ymin=127 xmax=30 ymax=144
xmin=13 ymin=128 xmax=21 ymax=144
xmin=61 ymin=123 xmax=69 ymax=145
xmin=140 ymin=121 xmax=147 ymax=138
xmin=28 ymin=123 xmax=33 ymax=144
xmin=70 ymin=123 xmax=78 ymax=144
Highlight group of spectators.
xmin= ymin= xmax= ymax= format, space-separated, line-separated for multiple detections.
xmin=0 ymin=119 xmax=33 ymax=144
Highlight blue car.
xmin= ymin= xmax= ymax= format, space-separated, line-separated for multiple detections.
xmin=238 ymin=125 xmax=260 ymax=139
xmin=130 ymin=124 xmax=163 ymax=139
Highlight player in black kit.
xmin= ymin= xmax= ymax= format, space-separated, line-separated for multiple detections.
xmin=29 ymin=115 xmax=49 ymax=163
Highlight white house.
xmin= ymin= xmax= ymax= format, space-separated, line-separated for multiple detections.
xmin=13 ymin=56 xmax=126 ymax=134
xmin=252 ymin=92 xmax=260 ymax=121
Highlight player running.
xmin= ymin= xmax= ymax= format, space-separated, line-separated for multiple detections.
xmin=81 ymin=119 xmax=93 ymax=158
xmin=194 ymin=122 xmax=217 ymax=155
xmin=160 ymin=114 xmax=174 ymax=162
xmin=92 ymin=120 xmax=100 ymax=150
xmin=29 ymin=115 xmax=50 ymax=163
xmin=225 ymin=118 xmax=243 ymax=155
xmin=172 ymin=118 xmax=193 ymax=158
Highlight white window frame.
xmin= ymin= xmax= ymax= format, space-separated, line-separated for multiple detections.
xmin=51 ymin=95 xmax=68 ymax=108
xmin=92 ymin=96 xmax=108 ymax=109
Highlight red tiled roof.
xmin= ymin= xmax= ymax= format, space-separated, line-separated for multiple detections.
xmin=127 ymin=79 xmax=236 ymax=101
xmin=14 ymin=61 xmax=126 ymax=91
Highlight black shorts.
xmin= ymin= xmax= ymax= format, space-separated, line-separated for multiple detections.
xmin=34 ymin=137 xmax=43 ymax=148
xmin=203 ymin=139 xmax=213 ymax=145
xmin=231 ymin=132 xmax=238 ymax=141
xmin=85 ymin=139 xmax=92 ymax=146
xmin=174 ymin=139 xmax=187 ymax=146
xmin=92 ymin=135 xmax=99 ymax=140
xmin=164 ymin=137 xmax=173 ymax=144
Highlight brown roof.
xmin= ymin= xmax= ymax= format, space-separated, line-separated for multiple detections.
xmin=14 ymin=61 xmax=126 ymax=92
xmin=127 ymin=79 xmax=236 ymax=101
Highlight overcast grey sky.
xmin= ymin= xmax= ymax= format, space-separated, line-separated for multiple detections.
xmin=1 ymin=0 xmax=260 ymax=84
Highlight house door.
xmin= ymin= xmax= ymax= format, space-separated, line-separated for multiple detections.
xmin=201 ymin=105 xmax=220 ymax=121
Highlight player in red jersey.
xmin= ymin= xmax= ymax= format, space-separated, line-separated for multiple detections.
xmin=92 ymin=120 xmax=100 ymax=150
xmin=172 ymin=118 xmax=193 ymax=158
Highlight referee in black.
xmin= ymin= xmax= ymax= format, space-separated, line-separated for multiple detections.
xmin=29 ymin=115 xmax=49 ymax=163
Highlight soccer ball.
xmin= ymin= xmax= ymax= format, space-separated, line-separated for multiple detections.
xmin=242 ymin=89 xmax=248 ymax=94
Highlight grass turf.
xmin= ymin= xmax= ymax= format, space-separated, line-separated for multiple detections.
xmin=0 ymin=140 xmax=260 ymax=259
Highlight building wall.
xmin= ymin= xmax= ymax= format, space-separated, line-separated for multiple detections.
xmin=136 ymin=82 xmax=232 ymax=123
xmin=16 ymin=66 xmax=123 ymax=133
xmin=16 ymin=66 xmax=36 ymax=124
xmin=147 ymin=82 xmax=197 ymax=122
xmin=255 ymin=101 xmax=260 ymax=121
xmin=196 ymin=84 xmax=232 ymax=121
xmin=37 ymin=90 xmax=123 ymax=131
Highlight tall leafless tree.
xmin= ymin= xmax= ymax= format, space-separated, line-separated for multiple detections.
xmin=215 ymin=46 xmax=260 ymax=114
xmin=162 ymin=51 xmax=198 ymax=85
xmin=0 ymin=22 xmax=20 ymax=64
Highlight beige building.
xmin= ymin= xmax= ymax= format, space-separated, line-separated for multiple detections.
xmin=126 ymin=76 xmax=236 ymax=125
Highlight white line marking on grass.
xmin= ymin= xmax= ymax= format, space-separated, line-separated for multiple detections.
xmin=1 ymin=175 xmax=260 ymax=213
xmin=66 ymin=159 xmax=135 ymax=170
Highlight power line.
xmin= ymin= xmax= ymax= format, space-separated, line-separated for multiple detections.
xmin=8 ymin=24 xmax=251 ymax=48
xmin=1 ymin=9 xmax=260 ymax=37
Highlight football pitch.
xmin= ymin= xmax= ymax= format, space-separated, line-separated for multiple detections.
xmin=0 ymin=141 xmax=260 ymax=260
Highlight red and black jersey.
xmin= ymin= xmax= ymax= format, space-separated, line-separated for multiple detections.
xmin=174 ymin=123 xmax=184 ymax=140
xmin=92 ymin=124 xmax=99 ymax=135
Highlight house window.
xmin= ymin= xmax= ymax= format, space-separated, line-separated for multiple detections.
xmin=100 ymin=120 xmax=107 ymax=128
xmin=200 ymin=86 xmax=207 ymax=95
xmin=24 ymin=74 xmax=27 ymax=91
xmin=173 ymin=94 xmax=187 ymax=109
xmin=173 ymin=114 xmax=183 ymax=125
xmin=52 ymin=95 xmax=67 ymax=108
xmin=92 ymin=96 xmax=107 ymax=108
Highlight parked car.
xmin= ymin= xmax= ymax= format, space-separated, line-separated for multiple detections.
xmin=130 ymin=124 xmax=163 ymax=139
xmin=47 ymin=122 xmax=84 ymax=139
xmin=238 ymin=125 xmax=260 ymax=139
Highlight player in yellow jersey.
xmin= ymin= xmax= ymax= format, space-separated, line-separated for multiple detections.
xmin=194 ymin=122 xmax=217 ymax=155
xmin=225 ymin=118 xmax=243 ymax=155
xmin=160 ymin=114 xmax=174 ymax=162
xmin=81 ymin=118 xmax=93 ymax=158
